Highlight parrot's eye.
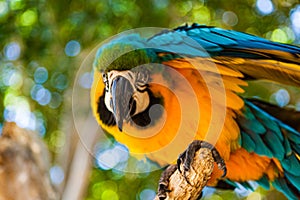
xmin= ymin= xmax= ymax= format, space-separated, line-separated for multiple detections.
xmin=135 ymin=70 xmax=149 ymax=91
xmin=102 ymin=73 xmax=106 ymax=79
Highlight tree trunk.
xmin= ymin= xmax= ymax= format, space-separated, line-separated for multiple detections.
xmin=0 ymin=122 xmax=57 ymax=200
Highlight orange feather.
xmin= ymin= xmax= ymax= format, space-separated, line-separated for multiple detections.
xmin=91 ymin=57 xmax=287 ymax=184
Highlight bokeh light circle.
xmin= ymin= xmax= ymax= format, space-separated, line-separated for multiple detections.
xmin=256 ymin=0 xmax=274 ymax=15
xmin=65 ymin=40 xmax=81 ymax=57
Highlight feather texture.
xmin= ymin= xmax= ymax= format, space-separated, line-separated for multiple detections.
xmin=91 ymin=24 xmax=300 ymax=199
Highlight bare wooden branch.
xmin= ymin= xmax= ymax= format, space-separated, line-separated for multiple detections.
xmin=155 ymin=148 xmax=215 ymax=200
xmin=0 ymin=122 xmax=57 ymax=200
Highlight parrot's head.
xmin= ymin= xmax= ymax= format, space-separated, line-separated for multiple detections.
xmin=91 ymin=36 xmax=164 ymax=133
xmin=99 ymin=68 xmax=152 ymax=131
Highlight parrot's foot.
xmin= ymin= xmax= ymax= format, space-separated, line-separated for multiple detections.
xmin=157 ymin=140 xmax=226 ymax=200
xmin=177 ymin=140 xmax=227 ymax=180
xmin=157 ymin=165 xmax=177 ymax=200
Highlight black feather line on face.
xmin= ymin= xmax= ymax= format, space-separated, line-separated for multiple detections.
xmin=131 ymin=90 xmax=163 ymax=128
xmin=97 ymin=90 xmax=116 ymax=126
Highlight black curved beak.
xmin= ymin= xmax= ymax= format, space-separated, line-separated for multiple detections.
xmin=111 ymin=76 xmax=134 ymax=132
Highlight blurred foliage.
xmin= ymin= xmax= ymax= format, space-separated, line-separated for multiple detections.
xmin=0 ymin=0 xmax=300 ymax=200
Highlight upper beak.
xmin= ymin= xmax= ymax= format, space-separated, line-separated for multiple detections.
xmin=111 ymin=76 xmax=134 ymax=132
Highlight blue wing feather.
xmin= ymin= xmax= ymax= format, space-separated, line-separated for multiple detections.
xmin=174 ymin=24 xmax=300 ymax=55
xmin=238 ymin=101 xmax=300 ymax=198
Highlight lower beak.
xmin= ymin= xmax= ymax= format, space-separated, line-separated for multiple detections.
xmin=111 ymin=76 xmax=134 ymax=132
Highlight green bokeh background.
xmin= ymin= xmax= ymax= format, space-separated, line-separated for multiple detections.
xmin=0 ymin=0 xmax=299 ymax=199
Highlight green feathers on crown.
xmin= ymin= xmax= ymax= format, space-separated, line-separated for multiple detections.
xmin=93 ymin=34 xmax=157 ymax=72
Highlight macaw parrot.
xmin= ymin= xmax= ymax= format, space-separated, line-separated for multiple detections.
xmin=90 ymin=23 xmax=300 ymax=199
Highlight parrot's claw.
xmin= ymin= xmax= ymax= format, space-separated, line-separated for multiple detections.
xmin=177 ymin=150 xmax=192 ymax=184
xmin=157 ymin=165 xmax=177 ymax=200
xmin=157 ymin=140 xmax=226 ymax=199
xmin=177 ymin=140 xmax=227 ymax=178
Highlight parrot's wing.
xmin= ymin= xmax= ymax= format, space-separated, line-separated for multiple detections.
xmin=238 ymin=100 xmax=300 ymax=199
xmin=147 ymin=24 xmax=300 ymax=87
xmin=147 ymin=24 xmax=300 ymax=198
xmin=251 ymin=99 xmax=300 ymax=131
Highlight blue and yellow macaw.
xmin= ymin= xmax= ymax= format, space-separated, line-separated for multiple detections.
xmin=91 ymin=24 xmax=300 ymax=199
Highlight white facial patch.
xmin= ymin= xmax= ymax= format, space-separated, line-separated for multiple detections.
xmin=132 ymin=88 xmax=150 ymax=116
xmin=103 ymin=70 xmax=150 ymax=116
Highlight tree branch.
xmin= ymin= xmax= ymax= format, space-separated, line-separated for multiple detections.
xmin=0 ymin=122 xmax=57 ymax=200
xmin=155 ymin=148 xmax=215 ymax=200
